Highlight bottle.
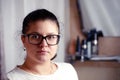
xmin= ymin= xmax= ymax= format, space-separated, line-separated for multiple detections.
xmin=87 ymin=33 xmax=92 ymax=59
xmin=81 ymin=40 xmax=89 ymax=62
xmin=92 ymin=32 xmax=98 ymax=57
xmin=75 ymin=36 xmax=81 ymax=60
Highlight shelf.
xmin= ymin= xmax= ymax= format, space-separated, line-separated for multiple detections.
xmin=73 ymin=60 xmax=120 ymax=68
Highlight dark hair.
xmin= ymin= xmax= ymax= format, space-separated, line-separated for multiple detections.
xmin=22 ymin=9 xmax=60 ymax=34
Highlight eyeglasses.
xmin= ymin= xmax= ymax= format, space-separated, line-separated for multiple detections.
xmin=23 ymin=33 xmax=60 ymax=46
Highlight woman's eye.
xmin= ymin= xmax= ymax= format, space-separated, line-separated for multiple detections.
xmin=47 ymin=35 xmax=56 ymax=39
xmin=31 ymin=35 xmax=39 ymax=39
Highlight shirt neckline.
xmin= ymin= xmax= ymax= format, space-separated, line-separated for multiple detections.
xmin=16 ymin=62 xmax=60 ymax=77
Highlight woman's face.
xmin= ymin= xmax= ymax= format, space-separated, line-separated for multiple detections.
xmin=21 ymin=20 xmax=59 ymax=63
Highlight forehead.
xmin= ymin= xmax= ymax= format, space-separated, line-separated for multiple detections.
xmin=27 ymin=20 xmax=59 ymax=35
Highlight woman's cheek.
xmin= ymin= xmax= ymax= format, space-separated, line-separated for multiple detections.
xmin=50 ymin=46 xmax=58 ymax=55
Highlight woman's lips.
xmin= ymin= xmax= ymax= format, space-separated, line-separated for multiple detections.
xmin=36 ymin=51 xmax=48 ymax=55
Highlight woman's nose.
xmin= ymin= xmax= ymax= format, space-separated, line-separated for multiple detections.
xmin=39 ymin=39 xmax=48 ymax=47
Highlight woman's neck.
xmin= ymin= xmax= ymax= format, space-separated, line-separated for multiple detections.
xmin=20 ymin=59 xmax=55 ymax=75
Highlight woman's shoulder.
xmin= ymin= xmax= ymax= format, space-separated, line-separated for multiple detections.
xmin=7 ymin=67 xmax=18 ymax=75
xmin=54 ymin=62 xmax=78 ymax=80
xmin=7 ymin=67 xmax=27 ymax=80
xmin=55 ymin=62 xmax=72 ymax=66
xmin=54 ymin=62 xmax=75 ymax=70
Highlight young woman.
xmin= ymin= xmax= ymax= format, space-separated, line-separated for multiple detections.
xmin=7 ymin=9 xmax=78 ymax=80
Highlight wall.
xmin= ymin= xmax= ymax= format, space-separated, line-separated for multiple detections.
xmin=67 ymin=0 xmax=85 ymax=56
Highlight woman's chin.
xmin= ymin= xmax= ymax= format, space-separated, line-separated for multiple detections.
xmin=36 ymin=56 xmax=50 ymax=63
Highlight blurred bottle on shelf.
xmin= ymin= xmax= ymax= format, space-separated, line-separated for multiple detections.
xmin=75 ymin=36 xmax=81 ymax=60
xmin=91 ymin=29 xmax=104 ymax=57
xmin=92 ymin=31 xmax=98 ymax=56
xmin=86 ymin=32 xmax=92 ymax=59
xmin=80 ymin=39 xmax=89 ymax=62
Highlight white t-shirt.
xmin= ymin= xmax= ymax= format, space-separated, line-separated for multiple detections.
xmin=7 ymin=62 xmax=78 ymax=80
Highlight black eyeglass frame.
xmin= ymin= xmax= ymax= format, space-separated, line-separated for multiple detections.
xmin=23 ymin=33 xmax=60 ymax=46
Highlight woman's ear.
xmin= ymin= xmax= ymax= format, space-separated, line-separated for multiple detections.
xmin=21 ymin=35 xmax=27 ymax=51
xmin=21 ymin=35 xmax=25 ymax=44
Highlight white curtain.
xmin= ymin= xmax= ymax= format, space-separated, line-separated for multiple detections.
xmin=0 ymin=0 xmax=70 ymax=73
xmin=0 ymin=9 xmax=7 ymax=80
xmin=78 ymin=0 xmax=120 ymax=36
